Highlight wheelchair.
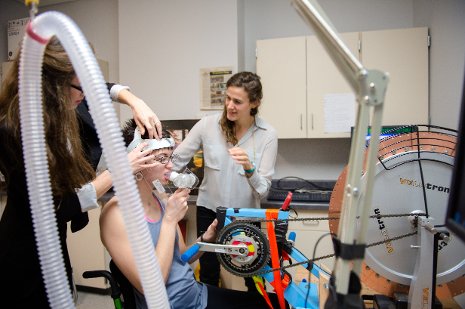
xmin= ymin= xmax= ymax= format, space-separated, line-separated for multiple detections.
xmin=82 ymin=260 xmax=136 ymax=309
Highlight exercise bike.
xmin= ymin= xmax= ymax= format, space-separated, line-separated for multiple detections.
xmin=181 ymin=192 xmax=330 ymax=309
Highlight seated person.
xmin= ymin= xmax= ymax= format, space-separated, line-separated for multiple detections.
xmin=100 ymin=119 xmax=286 ymax=309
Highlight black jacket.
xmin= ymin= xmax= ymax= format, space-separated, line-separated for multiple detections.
xmin=0 ymin=83 xmax=113 ymax=308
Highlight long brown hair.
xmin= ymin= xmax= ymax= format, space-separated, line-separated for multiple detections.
xmin=220 ymin=71 xmax=263 ymax=145
xmin=0 ymin=36 xmax=95 ymax=197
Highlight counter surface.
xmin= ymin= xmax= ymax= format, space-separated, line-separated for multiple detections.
xmin=187 ymin=195 xmax=329 ymax=211
xmin=261 ymin=199 xmax=329 ymax=210
xmin=99 ymin=193 xmax=330 ymax=211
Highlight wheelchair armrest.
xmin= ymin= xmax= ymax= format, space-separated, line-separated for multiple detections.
xmin=82 ymin=270 xmax=121 ymax=300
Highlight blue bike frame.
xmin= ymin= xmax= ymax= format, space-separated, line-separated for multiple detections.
xmin=182 ymin=204 xmax=327 ymax=309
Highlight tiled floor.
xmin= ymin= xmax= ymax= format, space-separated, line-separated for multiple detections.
xmin=75 ymin=291 xmax=114 ymax=309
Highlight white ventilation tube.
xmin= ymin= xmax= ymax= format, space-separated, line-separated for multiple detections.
xmin=19 ymin=11 xmax=169 ymax=309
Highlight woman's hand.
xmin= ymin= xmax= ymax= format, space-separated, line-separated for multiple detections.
xmin=201 ymin=219 xmax=218 ymax=243
xmin=130 ymin=98 xmax=162 ymax=140
xmin=228 ymin=147 xmax=254 ymax=171
xmin=127 ymin=142 xmax=157 ymax=174
xmin=117 ymin=88 xmax=162 ymax=139
xmin=164 ymin=188 xmax=190 ymax=224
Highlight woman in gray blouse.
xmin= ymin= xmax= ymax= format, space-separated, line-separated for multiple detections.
xmin=171 ymin=71 xmax=278 ymax=289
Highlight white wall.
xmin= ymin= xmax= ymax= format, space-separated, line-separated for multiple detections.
xmin=117 ymin=0 xmax=238 ymax=121
xmin=413 ymin=0 xmax=465 ymax=129
xmin=239 ymin=0 xmax=465 ymax=179
xmin=0 ymin=0 xmax=119 ymax=81
xmin=46 ymin=0 xmax=119 ymax=83
xmin=240 ymin=0 xmax=415 ymax=179
xmin=0 ymin=1 xmax=25 ymax=63
xmin=240 ymin=0 xmax=414 ymax=72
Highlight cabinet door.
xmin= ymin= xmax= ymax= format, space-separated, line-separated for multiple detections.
xmin=361 ymin=27 xmax=429 ymax=126
xmin=307 ymin=32 xmax=360 ymax=138
xmin=257 ymin=37 xmax=307 ymax=138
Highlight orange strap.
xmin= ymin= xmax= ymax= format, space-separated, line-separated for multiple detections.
xmin=266 ymin=209 xmax=286 ymax=309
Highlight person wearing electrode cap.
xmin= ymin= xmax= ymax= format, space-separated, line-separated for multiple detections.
xmin=60 ymin=79 xmax=165 ymax=298
xmin=100 ymin=119 xmax=285 ymax=309
xmin=56 ymin=61 xmax=165 ymax=294
xmin=171 ymin=72 xmax=278 ymax=290
xmin=0 ymin=37 xmax=162 ymax=308
xmin=61 ymin=46 xmax=164 ymax=260
xmin=75 ymin=82 xmax=163 ymax=215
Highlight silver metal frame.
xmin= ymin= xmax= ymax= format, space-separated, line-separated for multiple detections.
xmin=291 ymin=0 xmax=389 ymax=297
xmin=408 ymin=215 xmax=448 ymax=308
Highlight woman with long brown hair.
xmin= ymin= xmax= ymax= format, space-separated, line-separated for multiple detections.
xmin=171 ymin=71 xmax=278 ymax=290
xmin=0 ymin=36 xmax=159 ymax=308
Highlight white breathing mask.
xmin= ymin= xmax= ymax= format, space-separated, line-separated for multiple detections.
xmin=127 ymin=127 xmax=175 ymax=152
xmin=151 ymin=169 xmax=199 ymax=194
xmin=169 ymin=169 xmax=199 ymax=189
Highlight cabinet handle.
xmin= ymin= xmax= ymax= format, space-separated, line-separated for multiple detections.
xmin=300 ymin=114 xmax=303 ymax=130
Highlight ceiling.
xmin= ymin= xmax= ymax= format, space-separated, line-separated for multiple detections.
xmin=14 ymin=0 xmax=78 ymax=7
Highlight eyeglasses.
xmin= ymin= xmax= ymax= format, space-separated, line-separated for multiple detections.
xmin=153 ymin=154 xmax=172 ymax=165
xmin=70 ymin=84 xmax=84 ymax=94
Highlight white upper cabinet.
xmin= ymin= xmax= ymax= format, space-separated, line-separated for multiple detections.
xmin=257 ymin=36 xmax=307 ymax=138
xmin=306 ymin=32 xmax=360 ymax=138
xmin=257 ymin=27 xmax=429 ymax=139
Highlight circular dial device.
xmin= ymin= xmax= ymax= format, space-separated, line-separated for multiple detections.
xmin=330 ymin=130 xmax=465 ymax=301
xmin=216 ymin=222 xmax=270 ymax=277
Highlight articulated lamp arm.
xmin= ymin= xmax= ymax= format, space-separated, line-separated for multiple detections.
xmin=291 ymin=0 xmax=389 ymax=304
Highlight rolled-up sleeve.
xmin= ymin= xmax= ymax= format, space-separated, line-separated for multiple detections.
xmin=76 ymin=182 xmax=99 ymax=212
xmin=109 ymin=84 xmax=130 ymax=101
xmin=247 ymin=131 xmax=278 ymax=199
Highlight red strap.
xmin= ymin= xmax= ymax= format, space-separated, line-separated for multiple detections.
xmin=266 ymin=210 xmax=286 ymax=309
xmin=281 ymin=272 xmax=291 ymax=289
xmin=281 ymin=192 xmax=293 ymax=210
xmin=281 ymin=250 xmax=290 ymax=261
